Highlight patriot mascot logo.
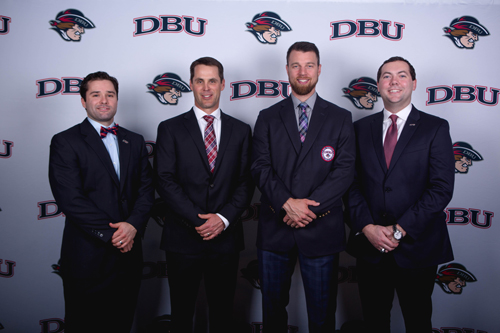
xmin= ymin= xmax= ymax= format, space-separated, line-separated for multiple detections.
xmin=246 ymin=11 xmax=291 ymax=44
xmin=443 ymin=16 xmax=490 ymax=49
xmin=453 ymin=141 xmax=483 ymax=174
xmin=435 ymin=263 xmax=477 ymax=294
xmin=147 ymin=73 xmax=191 ymax=105
xmin=342 ymin=77 xmax=380 ymax=110
xmin=49 ymin=9 xmax=95 ymax=42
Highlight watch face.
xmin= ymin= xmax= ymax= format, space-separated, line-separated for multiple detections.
xmin=393 ymin=225 xmax=402 ymax=240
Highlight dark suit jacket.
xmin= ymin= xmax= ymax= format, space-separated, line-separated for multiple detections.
xmin=154 ymin=109 xmax=254 ymax=254
xmin=251 ymin=96 xmax=356 ymax=257
xmin=346 ymin=106 xmax=455 ymax=269
xmin=49 ymin=118 xmax=154 ymax=279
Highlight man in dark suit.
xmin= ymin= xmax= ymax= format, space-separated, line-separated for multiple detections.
xmin=251 ymin=42 xmax=356 ymax=332
xmin=49 ymin=71 xmax=154 ymax=332
xmin=345 ymin=57 xmax=455 ymax=332
xmin=154 ymin=57 xmax=253 ymax=333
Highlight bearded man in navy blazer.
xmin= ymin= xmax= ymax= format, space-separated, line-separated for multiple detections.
xmin=49 ymin=71 xmax=154 ymax=332
xmin=345 ymin=57 xmax=455 ymax=332
xmin=155 ymin=57 xmax=253 ymax=333
xmin=251 ymin=42 xmax=356 ymax=332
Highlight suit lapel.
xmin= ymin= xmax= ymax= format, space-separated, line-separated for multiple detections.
xmin=387 ymin=106 xmax=421 ymax=174
xmin=213 ymin=111 xmax=233 ymax=176
xmin=279 ymin=98 xmax=301 ymax=155
xmin=80 ymin=119 xmax=120 ymax=187
xmin=296 ymin=96 xmax=327 ymax=166
xmin=370 ymin=112 xmax=387 ymax=171
xmin=183 ymin=109 xmax=212 ymax=174
xmin=117 ymin=129 xmax=130 ymax=192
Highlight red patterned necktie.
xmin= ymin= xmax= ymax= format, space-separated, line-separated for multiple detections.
xmin=203 ymin=115 xmax=217 ymax=173
xmin=100 ymin=124 xmax=119 ymax=139
xmin=298 ymin=102 xmax=309 ymax=143
xmin=384 ymin=115 xmax=398 ymax=169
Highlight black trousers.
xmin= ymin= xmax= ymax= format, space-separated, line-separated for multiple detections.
xmin=357 ymin=255 xmax=437 ymax=333
xmin=166 ymin=251 xmax=239 ymax=333
xmin=63 ymin=269 xmax=141 ymax=333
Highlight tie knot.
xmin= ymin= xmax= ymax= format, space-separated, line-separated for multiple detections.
xmin=390 ymin=114 xmax=398 ymax=123
xmin=299 ymin=102 xmax=308 ymax=112
xmin=203 ymin=115 xmax=215 ymax=125
xmin=100 ymin=124 xmax=119 ymax=139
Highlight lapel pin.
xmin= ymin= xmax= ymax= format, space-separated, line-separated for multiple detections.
xmin=122 ymin=139 xmax=129 ymax=144
xmin=409 ymin=123 xmax=416 ymax=126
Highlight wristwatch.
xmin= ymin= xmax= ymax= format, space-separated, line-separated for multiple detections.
xmin=393 ymin=225 xmax=403 ymax=241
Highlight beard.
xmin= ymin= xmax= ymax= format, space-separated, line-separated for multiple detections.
xmin=290 ymin=76 xmax=317 ymax=96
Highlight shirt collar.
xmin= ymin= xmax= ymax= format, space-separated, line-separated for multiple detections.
xmin=193 ymin=106 xmax=221 ymax=121
xmin=383 ymin=102 xmax=412 ymax=122
xmin=87 ymin=117 xmax=116 ymax=134
xmin=291 ymin=92 xmax=317 ymax=112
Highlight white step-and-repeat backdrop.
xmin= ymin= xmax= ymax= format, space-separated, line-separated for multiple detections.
xmin=1 ymin=0 xmax=499 ymax=332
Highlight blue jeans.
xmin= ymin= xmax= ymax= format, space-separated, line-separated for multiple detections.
xmin=258 ymin=248 xmax=339 ymax=333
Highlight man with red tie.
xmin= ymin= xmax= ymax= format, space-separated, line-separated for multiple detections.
xmin=49 ymin=71 xmax=154 ymax=332
xmin=345 ymin=57 xmax=455 ymax=332
xmin=155 ymin=57 xmax=254 ymax=333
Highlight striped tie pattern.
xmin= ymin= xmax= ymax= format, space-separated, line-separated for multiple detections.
xmin=203 ymin=115 xmax=217 ymax=173
xmin=298 ymin=102 xmax=308 ymax=143
xmin=100 ymin=124 xmax=119 ymax=138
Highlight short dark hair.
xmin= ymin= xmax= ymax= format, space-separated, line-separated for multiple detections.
xmin=377 ymin=56 xmax=416 ymax=82
xmin=190 ymin=57 xmax=224 ymax=82
xmin=286 ymin=41 xmax=320 ymax=65
xmin=80 ymin=71 xmax=119 ymax=101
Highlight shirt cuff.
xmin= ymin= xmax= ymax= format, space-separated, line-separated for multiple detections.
xmin=216 ymin=213 xmax=229 ymax=230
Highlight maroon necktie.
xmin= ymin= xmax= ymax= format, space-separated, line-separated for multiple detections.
xmin=384 ymin=115 xmax=398 ymax=169
xmin=100 ymin=124 xmax=119 ymax=138
xmin=203 ymin=115 xmax=217 ymax=173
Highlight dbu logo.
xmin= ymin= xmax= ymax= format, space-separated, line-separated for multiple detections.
xmin=133 ymin=15 xmax=207 ymax=37
xmin=330 ymin=19 xmax=405 ymax=40
xmin=36 ymin=77 xmax=82 ymax=98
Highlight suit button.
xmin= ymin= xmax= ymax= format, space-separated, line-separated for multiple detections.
xmin=385 ymin=187 xmax=392 ymax=192
xmin=210 ymin=184 xmax=214 ymax=188
xmin=382 ymin=213 xmax=387 ymax=218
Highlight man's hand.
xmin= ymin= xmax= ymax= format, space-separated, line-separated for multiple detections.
xmin=196 ymin=213 xmax=225 ymax=241
xmin=282 ymin=198 xmax=320 ymax=227
xmin=110 ymin=222 xmax=137 ymax=253
xmin=362 ymin=224 xmax=399 ymax=253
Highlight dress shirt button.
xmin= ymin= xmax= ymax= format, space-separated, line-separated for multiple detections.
xmin=210 ymin=184 xmax=214 ymax=188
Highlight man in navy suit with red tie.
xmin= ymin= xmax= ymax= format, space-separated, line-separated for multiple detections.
xmin=251 ymin=42 xmax=356 ymax=332
xmin=49 ymin=71 xmax=154 ymax=332
xmin=155 ymin=57 xmax=253 ymax=333
xmin=345 ymin=57 xmax=455 ymax=332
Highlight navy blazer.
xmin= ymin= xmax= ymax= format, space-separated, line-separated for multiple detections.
xmin=49 ymin=118 xmax=154 ymax=279
xmin=346 ymin=106 xmax=455 ymax=269
xmin=155 ymin=109 xmax=254 ymax=255
xmin=251 ymin=96 xmax=356 ymax=257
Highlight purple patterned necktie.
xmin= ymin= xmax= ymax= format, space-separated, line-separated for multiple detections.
xmin=384 ymin=114 xmax=398 ymax=169
xmin=298 ymin=102 xmax=308 ymax=143
xmin=203 ymin=115 xmax=217 ymax=173
xmin=100 ymin=124 xmax=119 ymax=139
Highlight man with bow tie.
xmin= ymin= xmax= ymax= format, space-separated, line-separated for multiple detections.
xmin=49 ymin=71 xmax=154 ymax=332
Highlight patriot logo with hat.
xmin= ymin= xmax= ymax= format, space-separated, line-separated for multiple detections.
xmin=49 ymin=9 xmax=95 ymax=42
xmin=147 ymin=73 xmax=191 ymax=105
xmin=246 ymin=11 xmax=292 ymax=44
xmin=443 ymin=16 xmax=490 ymax=49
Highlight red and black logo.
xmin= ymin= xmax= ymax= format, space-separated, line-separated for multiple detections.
xmin=453 ymin=141 xmax=483 ymax=174
xmin=246 ymin=12 xmax=291 ymax=44
xmin=0 ymin=15 xmax=11 ymax=35
xmin=147 ymin=73 xmax=191 ymax=105
xmin=435 ymin=263 xmax=476 ymax=294
xmin=342 ymin=77 xmax=380 ymax=110
xmin=443 ymin=16 xmax=490 ymax=49
xmin=49 ymin=9 xmax=95 ymax=42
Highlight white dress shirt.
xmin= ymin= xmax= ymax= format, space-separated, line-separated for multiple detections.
xmin=88 ymin=117 xmax=120 ymax=180
xmin=382 ymin=103 xmax=413 ymax=145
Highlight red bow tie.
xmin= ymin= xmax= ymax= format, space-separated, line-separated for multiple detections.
xmin=100 ymin=124 xmax=119 ymax=138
